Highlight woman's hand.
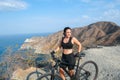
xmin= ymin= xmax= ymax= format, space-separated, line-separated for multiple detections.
xmin=51 ymin=51 xmax=56 ymax=60
xmin=74 ymin=52 xmax=80 ymax=57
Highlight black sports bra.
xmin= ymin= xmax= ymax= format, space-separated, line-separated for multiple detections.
xmin=61 ymin=37 xmax=73 ymax=49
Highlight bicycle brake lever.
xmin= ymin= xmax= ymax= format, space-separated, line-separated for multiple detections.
xmin=80 ymin=52 xmax=85 ymax=57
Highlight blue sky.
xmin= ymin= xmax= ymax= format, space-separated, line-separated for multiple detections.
xmin=0 ymin=0 xmax=120 ymax=35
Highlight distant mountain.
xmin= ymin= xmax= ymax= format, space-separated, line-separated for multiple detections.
xmin=20 ymin=21 xmax=120 ymax=54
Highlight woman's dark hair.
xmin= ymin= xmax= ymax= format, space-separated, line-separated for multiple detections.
xmin=63 ymin=27 xmax=71 ymax=36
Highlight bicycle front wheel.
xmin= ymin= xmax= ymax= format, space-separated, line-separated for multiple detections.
xmin=26 ymin=71 xmax=42 ymax=80
xmin=37 ymin=73 xmax=62 ymax=80
xmin=79 ymin=61 xmax=98 ymax=80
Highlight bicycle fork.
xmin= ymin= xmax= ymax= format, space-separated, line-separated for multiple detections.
xmin=36 ymin=68 xmax=40 ymax=78
xmin=50 ymin=68 xmax=55 ymax=80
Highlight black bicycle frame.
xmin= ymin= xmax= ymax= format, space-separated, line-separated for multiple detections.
xmin=59 ymin=56 xmax=82 ymax=80
xmin=50 ymin=53 xmax=85 ymax=80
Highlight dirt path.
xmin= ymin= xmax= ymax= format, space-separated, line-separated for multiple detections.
xmin=82 ymin=46 xmax=120 ymax=80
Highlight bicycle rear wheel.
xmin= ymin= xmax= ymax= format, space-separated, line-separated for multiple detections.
xmin=37 ymin=73 xmax=62 ymax=80
xmin=79 ymin=61 xmax=98 ymax=80
xmin=26 ymin=71 xmax=42 ymax=80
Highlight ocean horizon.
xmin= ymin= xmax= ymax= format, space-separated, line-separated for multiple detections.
xmin=0 ymin=33 xmax=51 ymax=55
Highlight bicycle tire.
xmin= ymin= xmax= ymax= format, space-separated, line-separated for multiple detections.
xmin=37 ymin=73 xmax=62 ymax=80
xmin=26 ymin=71 xmax=42 ymax=80
xmin=79 ymin=61 xmax=98 ymax=80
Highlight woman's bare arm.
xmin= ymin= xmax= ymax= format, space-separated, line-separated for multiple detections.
xmin=54 ymin=39 xmax=62 ymax=52
xmin=73 ymin=37 xmax=82 ymax=53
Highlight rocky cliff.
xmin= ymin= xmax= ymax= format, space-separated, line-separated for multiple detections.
xmin=11 ymin=46 xmax=120 ymax=80
xmin=20 ymin=21 xmax=120 ymax=54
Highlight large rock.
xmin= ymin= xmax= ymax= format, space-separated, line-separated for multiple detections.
xmin=20 ymin=21 xmax=120 ymax=54
xmin=11 ymin=67 xmax=45 ymax=80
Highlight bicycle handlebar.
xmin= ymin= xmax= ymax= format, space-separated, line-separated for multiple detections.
xmin=79 ymin=52 xmax=85 ymax=57
xmin=50 ymin=52 xmax=85 ymax=62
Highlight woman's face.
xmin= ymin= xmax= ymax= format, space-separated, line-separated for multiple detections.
xmin=65 ymin=29 xmax=71 ymax=38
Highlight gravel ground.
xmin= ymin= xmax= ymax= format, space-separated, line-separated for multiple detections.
xmin=81 ymin=46 xmax=120 ymax=80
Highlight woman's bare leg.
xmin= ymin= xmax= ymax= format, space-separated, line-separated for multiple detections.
xmin=59 ymin=68 xmax=66 ymax=80
xmin=69 ymin=69 xmax=74 ymax=76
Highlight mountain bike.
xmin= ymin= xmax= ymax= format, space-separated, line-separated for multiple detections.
xmin=37 ymin=52 xmax=98 ymax=80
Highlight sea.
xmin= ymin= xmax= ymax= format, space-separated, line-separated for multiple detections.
xmin=0 ymin=33 xmax=51 ymax=56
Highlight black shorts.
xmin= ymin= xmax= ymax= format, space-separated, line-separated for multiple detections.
xmin=60 ymin=53 xmax=76 ymax=70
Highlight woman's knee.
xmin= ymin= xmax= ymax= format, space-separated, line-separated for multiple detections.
xmin=59 ymin=68 xmax=64 ymax=73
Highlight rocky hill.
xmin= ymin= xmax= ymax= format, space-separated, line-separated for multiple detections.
xmin=20 ymin=21 xmax=120 ymax=54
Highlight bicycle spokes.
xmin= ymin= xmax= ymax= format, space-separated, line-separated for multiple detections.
xmin=79 ymin=61 xmax=98 ymax=80
xmin=38 ymin=74 xmax=62 ymax=80
xmin=26 ymin=71 xmax=42 ymax=80
xmin=79 ymin=71 xmax=90 ymax=80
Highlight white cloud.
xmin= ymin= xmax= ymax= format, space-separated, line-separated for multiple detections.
xmin=103 ymin=9 xmax=120 ymax=20
xmin=89 ymin=9 xmax=120 ymax=24
xmin=82 ymin=15 xmax=90 ymax=19
xmin=76 ymin=8 xmax=120 ymax=26
xmin=0 ymin=0 xmax=28 ymax=11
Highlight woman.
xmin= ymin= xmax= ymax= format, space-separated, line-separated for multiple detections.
xmin=52 ymin=27 xmax=82 ymax=80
